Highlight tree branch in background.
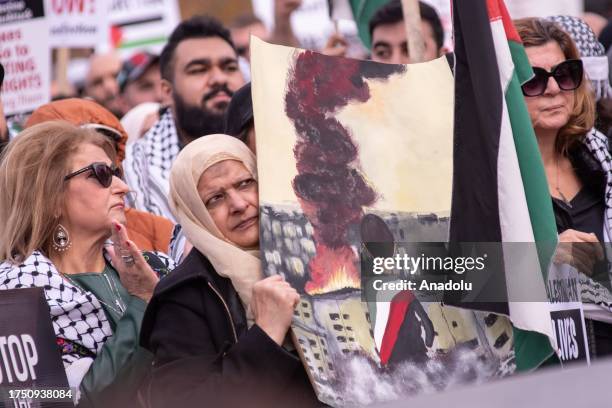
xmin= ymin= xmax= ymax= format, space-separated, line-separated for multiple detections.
xmin=55 ymin=48 xmax=72 ymax=97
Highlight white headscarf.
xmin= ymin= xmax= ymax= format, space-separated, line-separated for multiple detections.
xmin=169 ymin=134 xmax=262 ymax=310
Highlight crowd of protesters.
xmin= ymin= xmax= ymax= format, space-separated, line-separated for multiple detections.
xmin=1 ymin=0 xmax=612 ymax=407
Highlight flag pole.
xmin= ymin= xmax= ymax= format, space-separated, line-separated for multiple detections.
xmin=401 ymin=0 xmax=424 ymax=63
xmin=55 ymin=48 xmax=71 ymax=96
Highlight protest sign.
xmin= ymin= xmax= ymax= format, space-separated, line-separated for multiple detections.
xmin=0 ymin=0 xmax=50 ymax=116
xmin=104 ymin=0 xmax=180 ymax=55
xmin=0 ymin=0 xmax=44 ymax=24
xmin=45 ymin=0 xmax=110 ymax=48
xmin=550 ymin=305 xmax=589 ymax=364
xmin=251 ymin=37 xmax=518 ymax=407
xmin=0 ymin=288 xmax=72 ymax=408
xmin=546 ymin=264 xmax=589 ymax=365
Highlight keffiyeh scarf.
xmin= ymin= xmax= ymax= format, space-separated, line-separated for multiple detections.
xmin=0 ymin=250 xmax=174 ymax=366
xmin=547 ymin=15 xmax=612 ymax=101
xmin=579 ymin=129 xmax=612 ymax=319
xmin=0 ymin=251 xmax=113 ymax=366
xmin=123 ymin=108 xmax=180 ymax=221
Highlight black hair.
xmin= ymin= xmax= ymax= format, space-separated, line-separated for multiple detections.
xmin=368 ymin=0 xmax=444 ymax=50
xmin=224 ymin=82 xmax=253 ymax=143
xmin=160 ymin=15 xmax=236 ymax=82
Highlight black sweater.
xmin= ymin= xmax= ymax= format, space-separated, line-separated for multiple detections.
xmin=140 ymin=249 xmax=321 ymax=408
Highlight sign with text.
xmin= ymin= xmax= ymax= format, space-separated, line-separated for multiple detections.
xmin=550 ymin=304 xmax=589 ymax=365
xmin=0 ymin=0 xmax=44 ymax=24
xmin=0 ymin=0 xmax=50 ymax=116
xmin=0 ymin=288 xmax=72 ymax=408
xmin=547 ymin=263 xmax=589 ymax=365
xmin=45 ymin=0 xmax=110 ymax=47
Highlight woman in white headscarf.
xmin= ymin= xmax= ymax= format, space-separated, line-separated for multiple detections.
xmin=140 ymin=134 xmax=319 ymax=408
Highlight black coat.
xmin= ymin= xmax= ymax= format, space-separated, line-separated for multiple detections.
xmin=139 ymin=249 xmax=321 ymax=408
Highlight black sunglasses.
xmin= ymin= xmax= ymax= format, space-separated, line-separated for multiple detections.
xmin=521 ymin=59 xmax=583 ymax=97
xmin=64 ymin=162 xmax=123 ymax=188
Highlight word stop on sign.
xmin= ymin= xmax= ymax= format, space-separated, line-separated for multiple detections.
xmin=0 ymin=334 xmax=38 ymax=384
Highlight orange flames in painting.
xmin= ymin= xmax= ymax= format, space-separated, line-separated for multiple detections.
xmin=305 ymin=244 xmax=361 ymax=296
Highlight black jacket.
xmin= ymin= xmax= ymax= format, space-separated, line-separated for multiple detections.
xmin=553 ymin=141 xmax=607 ymax=233
xmin=139 ymin=249 xmax=320 ymax=408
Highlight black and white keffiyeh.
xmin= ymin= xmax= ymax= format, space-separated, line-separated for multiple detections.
xmin=580 ymin=129 xmax=612 ymax=318
xmin=0 ymin=251 xmax=113 ymax=365
xmin=0 ymin=250 xmax=174 ymax=365
xmin=123 ymin=108 xmax=180 ymax=222
xmin=583 ymin=128 xmax=612 ymax=241
xmin=547 ymin=15 xmax=612 ymax=101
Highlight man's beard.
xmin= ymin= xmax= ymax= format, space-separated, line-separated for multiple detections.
xmin=173 ymin=84 xmax=233 ymax=142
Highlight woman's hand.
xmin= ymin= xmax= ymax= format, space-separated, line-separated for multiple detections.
xmin=553 ymin=229 xmax=604 ymax=276
xmin=107 ymin=220 xmax=159 ymax=302
xmin=251 ymin=275 xmax=300 ymax=346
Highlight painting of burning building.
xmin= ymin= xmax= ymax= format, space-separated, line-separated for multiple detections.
xmin=251 ymin=38 xmax=515 ymax=406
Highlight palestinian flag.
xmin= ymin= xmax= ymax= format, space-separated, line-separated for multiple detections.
xmin=450 ymin=0 xmax=558 ymax=370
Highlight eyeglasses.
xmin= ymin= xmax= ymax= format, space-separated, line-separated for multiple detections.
xmin=521 ymin=59 xmax=583 ymax=97
xmin=64 ymin=162 xmax=123 ymax=188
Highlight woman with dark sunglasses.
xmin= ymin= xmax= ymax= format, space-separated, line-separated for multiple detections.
xmin=0 ymin=121 xmax=173 ymax=406
xmin=516 ymin=18 xmax=612 ymax=358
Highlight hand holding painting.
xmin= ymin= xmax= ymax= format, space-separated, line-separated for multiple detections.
xmin=553 ymin=229 xmax=604 ymax=276
xmin=251 ymin=275 xmax=300 ymax=345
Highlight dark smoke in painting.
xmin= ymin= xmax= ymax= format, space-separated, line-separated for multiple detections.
xmin=284 ymin=52 xmax=405 ymax=248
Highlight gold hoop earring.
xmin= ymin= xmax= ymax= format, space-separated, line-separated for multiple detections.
xmin=52 ymin=224 xmax=72 ymax=252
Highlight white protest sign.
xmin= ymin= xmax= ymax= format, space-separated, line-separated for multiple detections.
xmin=0 ymin=0 xmax=50 ymax=116
xmin=101 ymin=0 xmax=180 ymax=56
xmin=45 ymin=0 xmax=110 ymax=47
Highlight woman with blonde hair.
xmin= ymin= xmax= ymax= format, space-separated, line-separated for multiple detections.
xmin=516 ymin=17 xmax=612 ymax=357
xmin=140 ymin=134 xmax=318 ymax=407
xmin=0 ymin=121 xmax=172 ymax=406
